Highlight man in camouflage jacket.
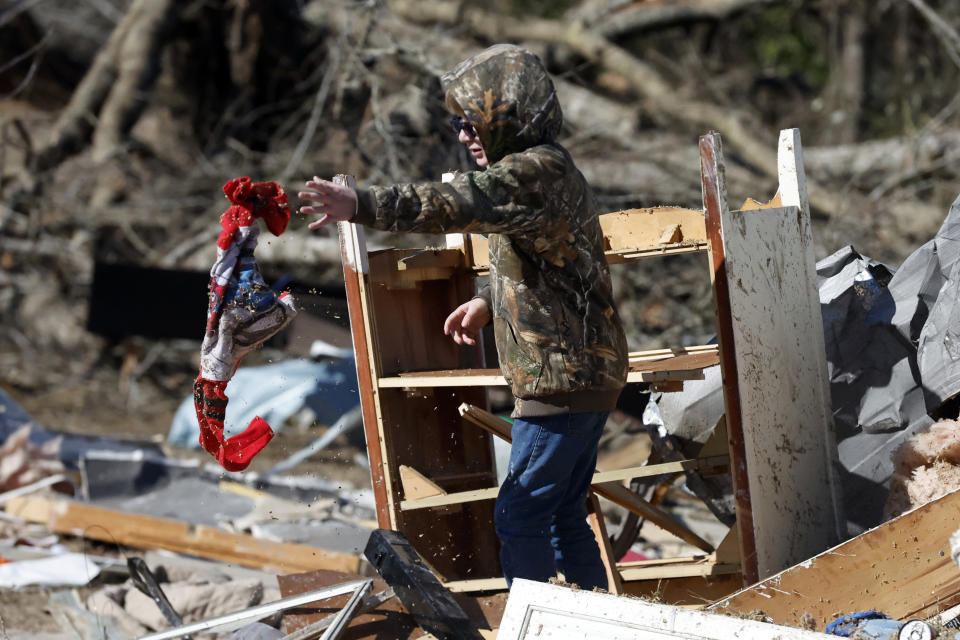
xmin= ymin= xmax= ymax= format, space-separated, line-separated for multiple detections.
xmin=300 ymin=44 xmax=628 ymax=591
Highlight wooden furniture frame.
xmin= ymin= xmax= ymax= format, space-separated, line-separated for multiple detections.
xmin=335 ymin=128 xmax=840 ymax=598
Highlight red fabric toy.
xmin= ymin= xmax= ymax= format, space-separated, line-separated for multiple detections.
xmin=194 ymin=177 xmax=297 ymax=471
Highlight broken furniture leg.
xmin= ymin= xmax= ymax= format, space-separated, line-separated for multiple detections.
xmin=127 ymin=558 xmax=190 ymax=639
xmin=363 ymin=529 xmax=483 ymax=640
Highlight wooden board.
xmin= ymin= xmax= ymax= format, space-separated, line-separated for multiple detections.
xmin=701 ymin=130 xmax=843 ymax=582
xmin=711 ymin=487 xmax=960 ymax=628
xmin=462 ymin=207 xmax=707 ymax=271
xmin=701 ymin=132 xmax=757 ymax=584
xmin=5 ymin=496 xmax=360 ymax=574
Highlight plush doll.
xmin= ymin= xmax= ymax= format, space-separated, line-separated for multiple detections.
xmin=194 ymin=177 xmax=297 ymax=471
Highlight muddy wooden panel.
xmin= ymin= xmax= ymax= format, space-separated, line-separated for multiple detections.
xmin=711 ymin=487 xmax=960 ymax=628
xmin=708 ymin=130 xmax=842 ymax=580
xmin=718 ymin=202 xmax=841 ymax=578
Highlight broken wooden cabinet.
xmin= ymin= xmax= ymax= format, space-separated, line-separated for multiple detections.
xmin=335 ymin=127 xmax=840 ymax=597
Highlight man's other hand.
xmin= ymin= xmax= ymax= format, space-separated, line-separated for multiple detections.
xmin=299 ymin=177 xmax=358 ymax=229
xmin=444 ymin=298 xmax=491 ymax=346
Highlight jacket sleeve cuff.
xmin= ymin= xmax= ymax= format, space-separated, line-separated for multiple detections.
xmin=472 ymin=284 xmax=492 ymax=318
xmin=353 ymin=187 xmax=378 ymax=226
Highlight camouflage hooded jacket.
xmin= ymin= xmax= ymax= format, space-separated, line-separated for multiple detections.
xmin=353 ymin=44 xmax=628 ymax=416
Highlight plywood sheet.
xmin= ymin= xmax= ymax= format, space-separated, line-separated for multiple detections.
xmin=711 ymin=487 xmax=960 ymax=628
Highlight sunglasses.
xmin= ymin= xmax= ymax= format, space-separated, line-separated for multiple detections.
xmin=449 ymin=115 xmax=477 ymax=137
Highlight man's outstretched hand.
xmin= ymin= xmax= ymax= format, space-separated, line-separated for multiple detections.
xmin=298 ymin=176 xmax=358 ymax=229
xmin=444 ymin=298 xmax=491 ymax=346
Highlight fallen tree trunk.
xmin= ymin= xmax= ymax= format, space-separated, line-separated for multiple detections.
xmin=33 ymin=0 xmax=178 ymax=171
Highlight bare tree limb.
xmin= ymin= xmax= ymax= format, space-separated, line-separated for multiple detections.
xmin=33 ymin=0 xmax=177 ymax=170
xmin=0 ymin=0 xmax=47 ymax=29
xmin=90 ymin=0 xmax=177 ymax=161
xmin=902 ymin=0 xmax=960 ymax=69
xmin=581 ymin=0 xmax=781 ymax=39
xmin=279 ymin=44 xmax=342 ymax=183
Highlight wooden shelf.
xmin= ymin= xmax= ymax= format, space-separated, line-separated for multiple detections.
xmin=399 ymin=456 xmax=729 ymax=511
xmin=379 ymin=347 xmax=720 ymax=388
xmin=605 ymin=241 xmax=709 ymax=264
xmin=440 ymin=556 xmax=739 ymax=594
xmin=617 ymin=558 xmax=740 ymax=581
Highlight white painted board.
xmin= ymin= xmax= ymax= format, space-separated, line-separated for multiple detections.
xmin=720 ymin=203 xmax=842 ymax=578
xmin=497 ymin=579 xmax=831 ymax=639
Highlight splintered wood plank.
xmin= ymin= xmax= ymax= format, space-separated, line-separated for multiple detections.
xmin=710 ymin=487 xmax=960 ymax=628
xmin=599 ymin=207 xmax=707 ymax=252
xmin=628 ymin=344 xmax=717 ymax=363
xmin=701 ymin=132 xmax=756 ymax=585
xmin=710 ymin=130 xmax=842 ymax=579
xmin=462 ymin=208 xmax=707 ymax=271
xmin=604 ymin=243 xmax=709 ymax=263
xmin=588 ymin=493 xmax=624 ymax=594
xmin=5 ymin=496 xmax=360 ymax=574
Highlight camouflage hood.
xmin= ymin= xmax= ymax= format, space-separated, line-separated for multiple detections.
xmin=441 ymin=44 xmax=563 ymax=165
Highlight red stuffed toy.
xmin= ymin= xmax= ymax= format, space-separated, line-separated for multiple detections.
xmin=194 ymin=177 xmax=297 ymax=471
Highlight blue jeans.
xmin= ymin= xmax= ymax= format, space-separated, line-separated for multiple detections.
xmin=494 ymin=411 xmax=609 ymax=590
